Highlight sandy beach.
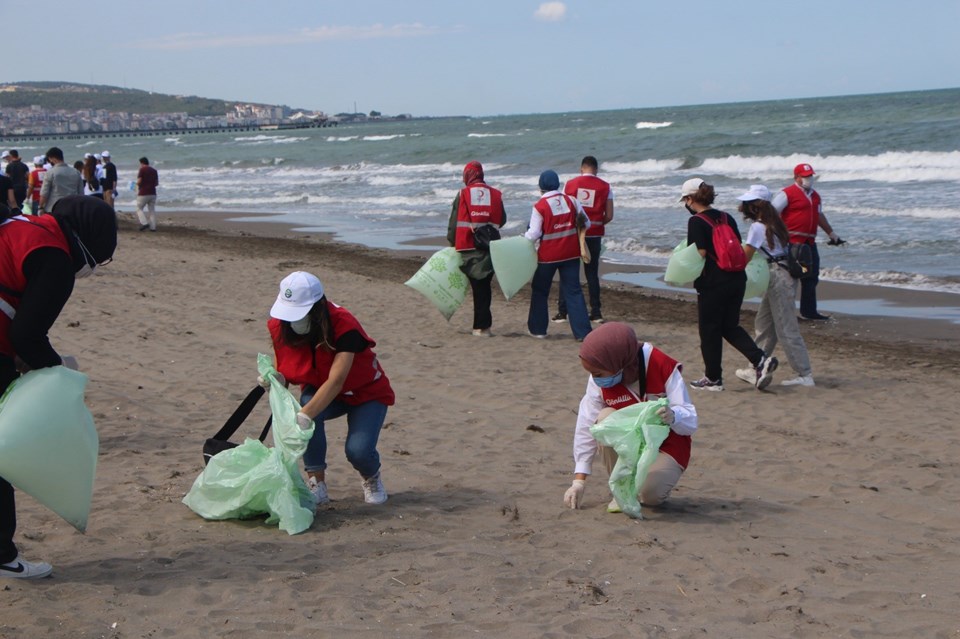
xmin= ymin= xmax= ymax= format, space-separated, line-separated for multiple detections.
xmin=3 ymin=211 xmax=959 ymax=639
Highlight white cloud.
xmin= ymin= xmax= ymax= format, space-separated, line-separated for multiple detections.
xmin=130 ymin=23 xmax=455 ymax=51
xmin=534 ymin=2 xmax=567 ymax=22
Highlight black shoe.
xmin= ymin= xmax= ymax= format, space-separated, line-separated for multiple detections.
xmin=139 ymin=224 xmax=150 ymax=231
xmin=589 ymin=312 xmax=604 ymax=324
xmin=799 ymin=313 xmax=830 ymax=321
xmin=551 ymin=312 xmax=568 ymax=323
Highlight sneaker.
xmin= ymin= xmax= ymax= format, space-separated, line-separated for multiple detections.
xmin=589 ymin=312 xmax=605 ymax=324
xmin=690 ymin=376 xmax=724 ymax=391
xmin=755 ymin=356 xmax=779 ymax=390
xmin=781 ymin=375 xmax=815 ymax=387
xmin=361 ymin=471 xmax=388 ymax=505
xmin=606 ymin=498 xmax=622 ymax=514
xmin=734 ymin=367 xmax=756 ymax=384
xmin=471 ymin=328 xmax=492 ymax=337
xmin=551 ymin=312 xmax=568 ymax=323
xmin=138 ymin=224 xmax=149 ymax=232
xmin=799 ymin=313 xmax=830 ymax=321
xmin=0 ymin=555 xmax=53 ymax=579
xmin=526 ymin=330 xmax=547 ymax=339
xmin=307 ymin=476 xmax=330 ymax=505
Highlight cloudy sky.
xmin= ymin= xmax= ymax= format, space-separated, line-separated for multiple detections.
xmin=3 ymin=0 xmax=958 ymax=116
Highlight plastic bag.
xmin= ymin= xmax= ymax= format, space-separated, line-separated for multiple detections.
xmin=21 ymin=201 xmax=33 ymax=216
xmin=589 ymin=398 xmax=671 ymax=519
xmin=182 ymin=354 xmax=316 ymax=535
xmin=664 ymin=240 xmax=705 ymax=286
xmin=404 ymin=247 xmax=468 ymax=320
xmin=489 ymin=236 xmax=537 ymax=300
xmin=0 ymin=367 xmax=98 ymax=532
xmin=743 ymin=247 xmax=771 ymax=299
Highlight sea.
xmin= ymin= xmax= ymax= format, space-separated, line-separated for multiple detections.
xmin=15 ymin=88 xmax=960 ymax=299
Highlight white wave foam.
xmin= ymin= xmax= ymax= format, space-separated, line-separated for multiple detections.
xmin=697 ymin=151 xmax=960 ymax=183
xmin=467 ymin=133 xmax=509 ymax=138
xmin=635 ymin=121 xmax=673 ymax=130
xmin=362 ymin=134 xmax=406 ymax=142
xmin=820 ymin=267 xmax=960 ymax=295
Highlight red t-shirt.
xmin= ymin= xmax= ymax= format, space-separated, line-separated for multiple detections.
xmin=137 ymin=165 xmax=159 ymax=196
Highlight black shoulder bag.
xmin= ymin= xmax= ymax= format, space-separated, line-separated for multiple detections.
xmin=202 ymin=386 xmax=273 ymax=465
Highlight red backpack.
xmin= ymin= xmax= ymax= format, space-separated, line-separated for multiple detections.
xmin=695 ymin=212 xmax=747 ymax=272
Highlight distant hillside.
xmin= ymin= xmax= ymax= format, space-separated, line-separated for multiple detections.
xmin=0 ymin=81 xmax=285 ymax=115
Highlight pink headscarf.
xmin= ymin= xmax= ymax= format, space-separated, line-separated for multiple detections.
xmin=578 ymin=322 xmax=642 ymax=384
xmin=463 ymin=161 xmax=484 ymax=186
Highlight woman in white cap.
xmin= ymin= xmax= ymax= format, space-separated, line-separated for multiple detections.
xmin=735 ymin=185 xmax=815 ymax=387
xmin=266 ymin=272 xmax=395 ymax=506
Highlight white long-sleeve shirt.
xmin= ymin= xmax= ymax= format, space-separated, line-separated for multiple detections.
xmin=573 ymin=343 xmax=697 ymax=475
xmin=523 ymin=190 xmax=589 ymax=242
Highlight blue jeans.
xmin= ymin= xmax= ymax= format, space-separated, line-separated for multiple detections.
xmin=798 ymin=242 xmax=821 ymax=318
xmin=300 ymin=389 xmax=387 ymax=478
xmin=528 ymin=258 xmax=592 ymax=340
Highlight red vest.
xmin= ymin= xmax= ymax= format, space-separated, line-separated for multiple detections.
xmin=454 ymin=183 xmax=504 ymax=251
xmin=534 ymin=193 xmax=581 ymax=263
xmin=0 ymin=215 xmax=71 ymax=357
xmin=564 ymin=175 xmax=610 ymax=237
xmin=780 ymin=184 xmax=821 ymax=245
xmin=29 ymin=168 xmax=47 ymax=202
xmin=268 ymin=302 xmax=395 ymax=406
xmin=598 ymin=347 xmax=691 ymax=468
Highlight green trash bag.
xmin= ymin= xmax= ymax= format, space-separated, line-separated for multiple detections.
xmin=0 ymin=366 xmax=98 ymax=532
xmin=404 ymin=247 xmax=468 ymax=320
xmin=182 ymin=354 xmax=316 ymax=535
xmin=589 ymin=398 xmax=672 ymax=519
xmin=489 ymin=236 xmax=538 ymax=300
xmin=21 ymin=201 xmax=33 ymax=216
xmin=664 ymin=240 xmax=705 ymax=286
xmin=743 ymin=247 xmax=771 ymax=300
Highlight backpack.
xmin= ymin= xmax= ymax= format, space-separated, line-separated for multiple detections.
xmin=472 ymin=223 xmax=501 ymax=252
xmin=695 ymin=212 xmax=747 ymax=272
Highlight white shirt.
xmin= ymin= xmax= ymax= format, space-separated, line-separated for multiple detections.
xmin=523 ymin=190 xmax=589 ymax=241
xmin=745 ymin=221 xmax=787 ymax=259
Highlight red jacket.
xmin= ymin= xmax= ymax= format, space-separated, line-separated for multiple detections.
xmin=780 ymin=183 xmax=821 ymax=245
xmin=454 ymin=183 xmax=505 ymax=251
xmin=564 ymin=174 xmax=610 ymax=237
xmin=534 ymin=193 xmax=581 ymax=263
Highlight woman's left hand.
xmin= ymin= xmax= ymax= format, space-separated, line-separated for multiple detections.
xmin=656 ymin=405 xmax=675 ymax=425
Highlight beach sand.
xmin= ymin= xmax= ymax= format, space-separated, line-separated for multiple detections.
xmin=3 ymin=212 xmax=959 ymax=638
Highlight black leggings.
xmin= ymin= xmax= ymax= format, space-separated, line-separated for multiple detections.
xmin=696 ymin=279 xmax=764 ymax=382
xmin=0 ymin=357 xmax=18 ymax=563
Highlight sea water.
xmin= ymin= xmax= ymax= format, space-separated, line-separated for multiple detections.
xmin=15 ymin=88 xmax=960 ymax=295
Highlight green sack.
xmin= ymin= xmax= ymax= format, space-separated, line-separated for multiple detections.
xmin=182 ymin=354 xmax=316 ymax=535
xmin=489 ymin=236 xmax=537 ymax=300
xmin=743 ymin=247 xmax=771 ymax=300
xmin=589 ymin=398 xmax=672 ymax=519
xmin=0 ymin=367 xmax=98 ymax=532
xmin=404 ymin=247 xmax=468 ymax=320
xmin=21 ymin=201 xmax=33 ymax=216
xmin=664 ymin=240 xmax=705 ymax=286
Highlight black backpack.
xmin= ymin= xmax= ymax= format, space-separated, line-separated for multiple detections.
xmin=472 ymin=224 xmax=501 ymax=252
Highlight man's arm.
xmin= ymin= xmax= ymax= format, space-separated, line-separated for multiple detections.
xmin=603 ymin=198 xmax=614 ymax=224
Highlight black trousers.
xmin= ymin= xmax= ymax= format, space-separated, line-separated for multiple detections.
xmin=696 ymin=278 xmax=765 ymax=382
xmin=468 ymin=273 xmax=494 ymax=330
xmin=0 ymin=357 xmax=18 ymax=563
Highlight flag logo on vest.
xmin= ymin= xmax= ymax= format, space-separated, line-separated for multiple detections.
xmin=548 ymin=195 xmax=571 ymax=215
xmin=469 ymin=186 xmax=489 ymax=204
xmin=577 ymin=188 xmax=596 ymax=208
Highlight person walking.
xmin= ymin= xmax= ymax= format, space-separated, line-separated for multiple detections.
xmin=135 ymin=157 xmax=159 ymax=231
xmin=82 ymin=156 xmax=105 ymax=199
xmin=446 ymin=161 xmax=506 ymax=337
xmin=524 ymin=170 xmax=592 ymax=341
xmin=734 ymin=185 xmax=815 ymax=387
xmin=100 ymin=151 xmax=118 ymax=209
xmin=554 ymin=155 xmax=614 ymax=324
xmin=37 ymin=147 xmax=83 ymax=214
xmin=771 ymin=163 xmax=845 ymax=321
xmin=680 ymin=178 xmax=777 ymax=391
xmin=3 ymin=151 xmax=29 ymax=209
xmin=266 ymin=271 xmax=395 ymax=507
xmin=26 ymin=157 xmax=47 ymax=215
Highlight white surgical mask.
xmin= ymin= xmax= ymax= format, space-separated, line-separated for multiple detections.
xmin=75 ymin=263 xmax=95 ymax=279
xmin=290 ymin=316 xmax=312 ymax=335
xmin=800 ymin=177 xmax=813 ymax=190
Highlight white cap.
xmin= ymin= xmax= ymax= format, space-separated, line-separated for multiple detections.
xmin=33 ymin=155 xmax=45 ymax=165
xmin=679 ymin=177 xmax=704 ymax=201
xmin=270 ymin=272 xmax=325 ymax=321
xmin=84 ymin=153 xmax=94 ymax=159
xmin=1 ymin=151 xmax=9 ymax=158
xmin=101 ymin=150 xmax=111 ymax=158
xmin=736 ymin=184 xmax=772 ymax=202
xmin=94 ymin=153 xmax=102 ymax=161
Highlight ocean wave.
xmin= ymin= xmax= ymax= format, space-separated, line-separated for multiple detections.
xmin=696 ymin=151 xmax=960 ymax=183
xmin=362 ymin=134 xmax=406 ymax=142
xmin=635 ymin=121 xmax=673 ymax=130
xmin=467 ymin=133 xmax=510 ymax=138
xmin=820 ymin=267 xmax=960 ymax=295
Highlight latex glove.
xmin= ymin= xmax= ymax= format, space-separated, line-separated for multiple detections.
xmin=258 ymin=371 xmax=286 ymax=389
xmin=563 ymin=479 xmax=586 ymax=509
xmin=295 ymin=411 xmax=313 ymax=431
xmin=60 ymin=355 xmax=79 ymax=371
xmin=827 ymin=232 xmax=846 ymax=246
xmin=656 ymin=405 xmax=676 ymax=426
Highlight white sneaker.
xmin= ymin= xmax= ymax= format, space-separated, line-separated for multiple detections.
xmin=0 ymin=555 xmax=53 ymax=579
xmin=471 ymin=328 xmax=492 ymax=337
xmin=361 ymin=471 xmax=388 ymax=505
xmin=606 ymin=498 xmax=622 ymax=514
xmin=526 ymin=330 xmax=547 ymax=339
xmin=781 ymin=375 xmax=815 ymax=387
xmin=734 ymin=367 xmax=756 ymax=384
xmin=307 ymin=476 xmax=330 ymax=505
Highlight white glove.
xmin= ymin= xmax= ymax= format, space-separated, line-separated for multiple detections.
xmin=656 ymin=405 xmax=676 ymax=425
xmin=295 ymin=411 xmax=313 ymax=431
xmin=563 ymin=479 xmax=586 ymax=509
xmin=258 ymin=371 xmax=286 ymax=389
xmin=60 ymin=355 xmax=79 ymax=371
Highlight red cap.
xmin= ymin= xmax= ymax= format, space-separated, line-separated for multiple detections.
xmin=794 ymin=163 xmax=815 ymax=177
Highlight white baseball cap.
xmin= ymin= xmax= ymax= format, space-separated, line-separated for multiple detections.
xmin=1 ymin=151 xmax=9 ymax=158
xmin=102 ymin=150 xmax=111 ymax=158
xmin=736 ymin=184 xmax=772 ymax=202
xmin=270 ymin=271 xmax=325 ymax=321
xmin=679 ymin=177 xmax=704 ymax=201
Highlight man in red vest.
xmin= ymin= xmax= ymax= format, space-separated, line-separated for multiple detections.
xmin=553 ymin=156 xmax=614 ymax=324
xmin=772 ymin=163 xmax=845 ymax=321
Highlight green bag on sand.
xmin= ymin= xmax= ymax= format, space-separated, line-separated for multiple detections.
xmin=489 ymin=236 xmax=537 ymax=300
xmin=404 ymin=247 xmax=468 ymax=320
xmin=664 ymin=240 xmax=705 ymax=286
xmin=182 ymin=354 xmax=316 ymax=535
xmin=589 ymin=398 xmax=672 ymax=519
xmin=0 ymin=367 xmax=98 ymax=532
xmin=743 ymin=246 xmax=771 ymax=300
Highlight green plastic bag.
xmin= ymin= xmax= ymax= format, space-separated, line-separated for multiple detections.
xmin=743 ymin=247 xmax=771 ymax=299
xmin=664 ymin=240 xmax=705 ymax=286
xmin=589 ymin=398 xmax=671 ymax=519
xmin=404 ymin=247 xmax=468 ymax=320
xmin=21 ymin=201 xmax=33 ymax=216
xmin=0 ymin=367 xmax=98 ymax=532
xmin=489 ymin=236 xmax=537 ymax=300
xmin=182 ymin=354 xmax=316 ymax=535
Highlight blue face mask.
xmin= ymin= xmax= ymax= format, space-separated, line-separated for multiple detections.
xmin=593 ymin=370 xmax=623 ymax=388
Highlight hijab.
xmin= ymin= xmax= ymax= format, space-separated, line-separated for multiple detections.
xmin=51 ymin=195 xmax=118 ymax=271
xmin=462 ymin=161 xmax=484 ymax=186
xmin=578 ymin=322 xmax=642 ymax=384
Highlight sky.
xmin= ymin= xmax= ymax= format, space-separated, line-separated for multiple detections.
xmin=2 ymin=0 xmax=958 ymax=117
